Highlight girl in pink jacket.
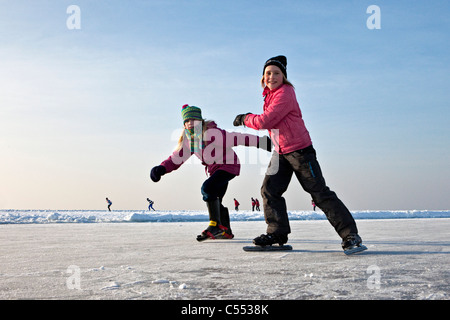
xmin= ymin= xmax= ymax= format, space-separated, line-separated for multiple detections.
xmin=234 ymin=56 xmax=365 ymax=254
xmin=151 ymin=104 xmax=270 ymax=241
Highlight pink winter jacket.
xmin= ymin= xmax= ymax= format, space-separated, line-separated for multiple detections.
xmin=161 ymin=121 xmax=260 ymax=176
xmin=244 ymin=84 xmax=312 ymax=154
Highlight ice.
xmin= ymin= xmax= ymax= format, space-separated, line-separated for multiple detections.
xmin=152 ymin=279 xmax=170 ymax=284
xmin=178 ymin=283 xmax=188 ymax=290
xmin=0 ymin=218 xmax=449 ymax=300
xmin=101 ymin=282 xmax=120 ymax=291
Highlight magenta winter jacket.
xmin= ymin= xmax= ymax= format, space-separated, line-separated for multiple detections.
xmin=161 ymin=121 xmax=259 ymax=176
xmin=244 ymin=84 xmax=312 ymax=154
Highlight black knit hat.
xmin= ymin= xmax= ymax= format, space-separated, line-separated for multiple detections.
xmin=263 ymin=55 xmax=287 ymax=78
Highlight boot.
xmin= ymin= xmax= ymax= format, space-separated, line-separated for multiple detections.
xmin=253 ymin=233 xmax=288 ymax=246
xmin=341 ymin=233 xmax=363 ymax=251
xmin=196 ymin=199 xmax=229 ymax=241
xmin=216 ymin=205 xmax=234 ymax=239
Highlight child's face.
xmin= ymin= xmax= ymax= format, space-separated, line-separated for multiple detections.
xmin=264 ymin=65 xmax=284 ymax=90
xmin=184 ymin=119 xmax=201 ymax=130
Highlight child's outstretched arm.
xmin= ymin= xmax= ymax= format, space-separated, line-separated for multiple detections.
xmin=234 ymin=87 xmax=294 ymax=131
xmin=150 ymin=139 xmax=193 ymax=182
xmin=150 ymin=165 xmax=166 ymax=182
xmin=205 ymin=127 xmax=271 ymax=153
xmin=226 ymin=131 xmax=271 ymax=152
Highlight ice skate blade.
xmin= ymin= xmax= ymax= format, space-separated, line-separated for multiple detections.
xmin=243 ymin=244 xmax=292 ymax=252
xmin=343 ymin=245 xmax=368 ymax=255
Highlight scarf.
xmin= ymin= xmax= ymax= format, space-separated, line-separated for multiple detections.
xmin=185 ymin=128 xmax=205 ymax=153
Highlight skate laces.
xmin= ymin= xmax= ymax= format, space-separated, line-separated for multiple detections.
xmin=208 ymin=221 xmax=228 ymax=231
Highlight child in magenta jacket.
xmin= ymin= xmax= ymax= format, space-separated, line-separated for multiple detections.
xmin=151 ymin=104 xmax=270 ymax=241
xmin=234 ymin=55 xmax=365 ymax=253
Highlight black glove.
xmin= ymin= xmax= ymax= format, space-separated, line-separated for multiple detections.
xmin=257 ymin=136 xmax=272 ymax=152
xmin=233 ymin=113 xmax=251 ymax=126
xmin=150 ymin=165 xmax=166 ymax=182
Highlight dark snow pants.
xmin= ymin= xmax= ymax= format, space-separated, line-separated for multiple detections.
xmin=201 ymin=170 xmax=236 ymax=202
xmin=261 ymin=145 xmax=358 ymax=239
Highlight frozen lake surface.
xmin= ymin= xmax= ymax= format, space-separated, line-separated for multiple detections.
xmin=1 ymin=218 xmax=449 ymax=300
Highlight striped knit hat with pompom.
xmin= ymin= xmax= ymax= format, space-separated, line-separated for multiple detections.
xmin=181 ymin=104 xmax=203 ymax=123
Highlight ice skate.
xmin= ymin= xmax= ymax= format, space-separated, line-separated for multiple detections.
xmin=216 ymin=205 xmax=234 ymax=239
xmin=253 ymin=233 xmax=288 ymax=246
xmin=197 ymin=199 xmax=233 ymax=241
xmin=342 ymin=233 xmax=367 ymax=255
xmin=196 ymin=221 xmax=229 ymax=241
xmin=243 ymin=233 xmax=291 ymax=252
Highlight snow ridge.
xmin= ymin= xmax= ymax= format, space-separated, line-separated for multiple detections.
xmin=1 ymin=209 xmax=449 ymax=224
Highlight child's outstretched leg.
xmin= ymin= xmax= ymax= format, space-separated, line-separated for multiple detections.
xmin=286 ymin=147 xmax=366 ymax=254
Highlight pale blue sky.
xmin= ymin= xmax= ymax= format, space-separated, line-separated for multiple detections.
xmin=0 ymin=0 xmax=449 ymax=210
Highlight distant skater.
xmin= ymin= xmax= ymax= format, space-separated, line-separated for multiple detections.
xmin=255 ymin=198 xmax=260 ymax=211
xmin=234 ymin=198 xmax=240 ymax=211
xmin=106 ymin=198 xmax=112 ymax=211
xmin=311 ymin=200 xmax=316 ymax=211
xmin=251 ymin=197 xmax=256 ymax=211
xmin=147 ymin=198 xmax=156 ymax=211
